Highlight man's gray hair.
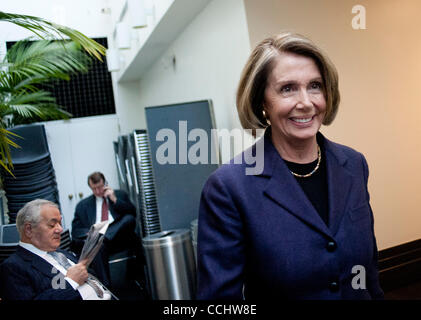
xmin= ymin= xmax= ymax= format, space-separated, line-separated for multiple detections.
xmin=16 ymin=199 xmax=59 ymax=237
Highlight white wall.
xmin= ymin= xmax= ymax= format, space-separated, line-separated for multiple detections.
xmin=109 ymin=0 xmax=174 ymax=78
xmin=115 ymin=0 xmax=251 ymax=157
xmin=0 ymin=0 xmax=113 ymax=41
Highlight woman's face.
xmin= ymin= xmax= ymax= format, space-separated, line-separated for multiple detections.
xmin=263 ymin=52 xmax=326 ymax=145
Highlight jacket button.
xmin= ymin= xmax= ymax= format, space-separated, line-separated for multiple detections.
xmin=329 ymin=281 xmax=340 ymax=292
xmin=326 ymin=241 xmax=337 ymax=252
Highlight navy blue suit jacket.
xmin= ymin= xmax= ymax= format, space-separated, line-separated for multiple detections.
xmin=0 ymin=246 xmax=82 ymax=300
xmin=71 ymin=190 xmax=135 ymax=241
xmin=197 ymin=131 xmax=384 ymax=300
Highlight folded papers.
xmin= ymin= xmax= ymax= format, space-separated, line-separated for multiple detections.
xmin=78 ymin=220 xmax=109 ymax=267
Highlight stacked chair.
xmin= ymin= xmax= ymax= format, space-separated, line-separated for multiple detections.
xmin=0 ymin=223 xmax=19 ymax=264
xmin=2 ymin=124 xmax=60 ymax=223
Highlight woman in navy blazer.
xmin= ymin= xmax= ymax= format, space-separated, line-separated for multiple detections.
xmin=197 ymin=32 xmax=384 ymax=300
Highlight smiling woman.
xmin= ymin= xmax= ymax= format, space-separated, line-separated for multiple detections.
xmin=196 ymin=32 xmax=384 ymax=300
xmin=263 ymin=52 xmax=327 ymax=162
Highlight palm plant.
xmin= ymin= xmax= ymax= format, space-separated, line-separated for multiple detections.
xmin=0 ymin=11 xmax=106 ymax=175
xmin=0 ymin=12 xmax=105 ymax=60
xmin=1 ymin=40 xmax=90 ymax=126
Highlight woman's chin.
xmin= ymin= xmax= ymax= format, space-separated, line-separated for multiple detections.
xmin=286 ymin=127 xmax=319 ymax=142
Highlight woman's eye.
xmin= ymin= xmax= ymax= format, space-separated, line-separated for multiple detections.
xmin=280 ymin=85 xmax=293 ymax=93
xmin=309 ymin=81 xmax=323 ymax=90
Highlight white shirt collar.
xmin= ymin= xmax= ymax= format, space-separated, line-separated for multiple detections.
xmin=19 ymin=241 xmax=48 ymax=258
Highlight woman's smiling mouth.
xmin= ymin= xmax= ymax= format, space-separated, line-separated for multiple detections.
xmin=289 ymin=115 xmax=315 ymax=124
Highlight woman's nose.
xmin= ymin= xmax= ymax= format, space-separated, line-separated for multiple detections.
xmin=296 ymin=87 xmax=312 ymax=106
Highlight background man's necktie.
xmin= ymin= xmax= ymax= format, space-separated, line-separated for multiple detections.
xmin=101 ymin=197 xmax=109 ymax=221
xmin=48 ymin=251 xmax=104 ymax=298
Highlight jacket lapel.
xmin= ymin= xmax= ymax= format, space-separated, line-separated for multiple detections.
xmin=88 ymin=195 xmax=97 ymax=225
xmin=324 ymin=137 xmax=353 ymax=237
xmin=262 ymin=132 xmax=331 ymax=237
xmin=17 ymin=246 xmax=56 ymax=278
xmin=18 ymin=247 xmax=78 ymax=278
xmin=261 ymin=131 xmax=353 ymax=238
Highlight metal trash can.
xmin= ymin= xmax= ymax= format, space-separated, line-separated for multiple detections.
xmin=142 ymin=229 xmax=196 ymax=300
xmin=190 ymin=219 xmax=198 ymax=264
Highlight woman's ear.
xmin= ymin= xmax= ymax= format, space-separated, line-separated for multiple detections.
xmin=262 ymin=108 xmax=271 ymax=125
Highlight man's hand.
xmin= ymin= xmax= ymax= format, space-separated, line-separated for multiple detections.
xmin=103 ymin=186 xmax=117 ymax=204
xmin=66 ymin=261 xmax=89 ymax=285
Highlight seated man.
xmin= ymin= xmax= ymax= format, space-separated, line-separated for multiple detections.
xmin=0 ymin=199 xmax=111 ymax=300
xmin=71 ymin=171 xmax=143 ymax=287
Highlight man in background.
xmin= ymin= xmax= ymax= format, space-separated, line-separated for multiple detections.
xmin=71 ymin=171 xmax=143 ymax=288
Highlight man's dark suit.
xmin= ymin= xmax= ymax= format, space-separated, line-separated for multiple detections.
xmin=71 ymin=190 xmax=139 ymax=286
xmin=0 ymin=246 xmax=82 ymax=300
xmin=72 ymin=190 xmax=136 ymax=244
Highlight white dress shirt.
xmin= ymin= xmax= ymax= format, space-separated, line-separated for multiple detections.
xmin=95 ymin=196 xmax=114 ymax=224
xmin=19 ymin=242 xmax=111 ymax=300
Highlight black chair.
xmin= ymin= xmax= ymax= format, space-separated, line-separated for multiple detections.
xmin=9 ymin=156 xmax=52 ymax=169
xmin=0 ymin=224 xmax=19 ymax=264
xmin=5 ymin=163 xmax=54 ymax=178
xmin=3 ymin=165 xmax=54 ymax=183
xmin=9 ymin=124 xmax=50 ymax=164
xmin=8 ymin=164 xmax=54 ymax=178
xmin=0 ymin=224 xmax=20 ymax=244
xmin=6 ymin=188 xmax=59 ymax=200
xmin=3 ymin=124 xmax=60 ymax=223
xmin=5 ymin=178 xmax=57 ymax=194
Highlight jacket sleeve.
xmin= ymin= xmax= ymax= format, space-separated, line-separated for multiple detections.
xmin=360 ymin=153 xmax=385 ymax=300
xmin=110 ymin=190 xmax=136 ymax=217
xmin=196 ymin=172 xmax=245 ymax=300
xmin=71 ymin=201 xmax=90 ymax=241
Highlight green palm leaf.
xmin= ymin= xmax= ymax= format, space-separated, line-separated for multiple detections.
xmin=2 ymin=40 xmax=91 ymax=88
xmin=0 ymin=11 xmax=106 ymax=60
xmin=0 ymin=127 xmax=21 ymax=176
xmin=0 ymin=40 xmax=89 ymax=128
xmin=0 ymin=11 xmax=105 ymax=174
xmin=0 ymin=40 xmax=89 ymax=124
